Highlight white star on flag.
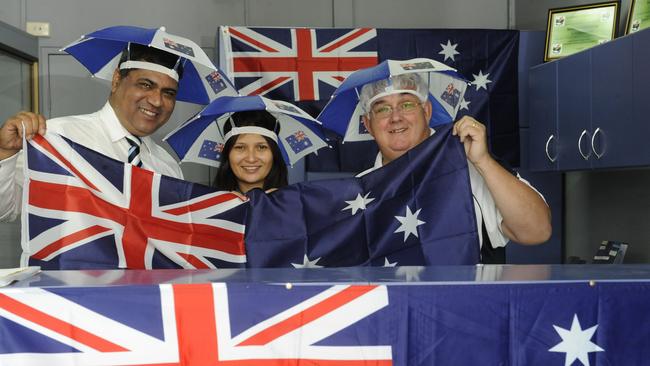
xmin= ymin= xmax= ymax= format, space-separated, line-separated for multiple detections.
xmin=549 ymin=314 xmax=604 ymax=366
xmin=439 ymin=40 xmax=460 ymax=61
xmin=459 ymin=98 xmax=471 ymax=111
xmin=383 ymin=258 xmax=397 ymax=267
xmin=291 ymin=254 xmax=324 ymax=268
xmin=472 ymin=70 xmax=492 ymax=91
xmin=394 ymin=205 xmax=425 ymax=242
xmin=342 ymin=192 xmax=375 ymax=215
xmin=396 ymin=266 xmax=424 ymax=281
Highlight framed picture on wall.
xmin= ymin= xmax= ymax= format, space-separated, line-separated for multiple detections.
xmin=626 ymin=0 xmax=650 ymax=34
xmin=544 ymin=1 xmax=620 ymax=61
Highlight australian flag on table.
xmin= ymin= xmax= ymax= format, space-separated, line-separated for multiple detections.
xmin=4 ymin=278 xmax=650 ymax=365
xmin=21 ymin=122 xmax=478 ymax=270
xmin=219 ymin=26 xmax=520 ymax=171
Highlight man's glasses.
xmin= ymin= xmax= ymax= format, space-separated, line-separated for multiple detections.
xmin=371 ymin=101 xmax=422 ymax=119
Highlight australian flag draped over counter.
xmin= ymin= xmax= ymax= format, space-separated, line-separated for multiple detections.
xmin=219 ymin=26 xmax=520 ymax=170
xmin=22 ymin=123 xmax=477 ymax=270
xmin=3 ymin=280 xmax=650 ymax=365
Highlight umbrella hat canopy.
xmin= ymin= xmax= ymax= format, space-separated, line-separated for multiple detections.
xmin=62 ymin=25 xmax=237 ymax=104
xmin=318 ymin=58 xmax=469 ymax=142
xmin=164 ymin=95 xmax=329 ymax=167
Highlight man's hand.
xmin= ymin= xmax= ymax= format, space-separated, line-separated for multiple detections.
xmin=0 ymin=112 xmax=46 ymax=160
xmin=452 ymin=116 xmax=490 ymax=167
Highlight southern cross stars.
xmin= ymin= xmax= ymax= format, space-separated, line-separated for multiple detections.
xmin=549 ymin=314 xmax=604 ymax=366
xmin=342 ymin=192 xmax=375 ymax=215
xmin=439 ymin=40 xmax=460 ymax=62
xmin=394 ymin=205 xmax=425 ymax=242
xmin=472 ymin=70 xmax=492 ymax=91
xmin=459 ymin=98 xmax=470 ymax=111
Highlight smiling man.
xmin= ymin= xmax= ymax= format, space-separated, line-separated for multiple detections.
xmin=0 ymin=43 xmax=184 ymax=222
xmin=357 ymin=73 xmax=552 ymax=260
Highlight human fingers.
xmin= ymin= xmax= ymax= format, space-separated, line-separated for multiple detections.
xmin=14 ymin=112 xmax=46 ymax=140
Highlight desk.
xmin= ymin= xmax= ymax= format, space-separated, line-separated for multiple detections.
xmin=2 ymin=265 xmax=649 ymax=365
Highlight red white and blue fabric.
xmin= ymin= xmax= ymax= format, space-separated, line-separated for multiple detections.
xmin=220 ymin=26 xmax=378 ymax=101
xmin=219 ymin=27 xmax=520 ymax=172
xmin=23 ymin=123 xmax=478 ymax=269
xmin=0 ymin=283 xmax=391 ymax=365
xmin=22 ymin=133 xmax=247 ymax=270
xmin=63 ymin=25 xmax=238 ymax=105
xmin=4 ymin=278 xmax=648 ymax=365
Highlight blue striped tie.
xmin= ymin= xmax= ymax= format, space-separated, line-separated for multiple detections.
xmin=126 ymin=135 xmax=143 ymax=167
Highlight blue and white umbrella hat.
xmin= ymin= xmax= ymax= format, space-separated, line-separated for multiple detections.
xmin=62 ymin=25 xmax=237 ymax=104
xmin=318 ymin=58 xmax=469 ymax=142
xmin=164 ymin=95 xmax=329 ymax=167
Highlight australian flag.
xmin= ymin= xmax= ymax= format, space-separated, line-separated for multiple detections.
xmin=285 ymin=130 xmax=313 ymax=154
xmin=163 ymin=37 xmax=195 ymax=57
xmin=22 ymin=122 xmax=477 ymax=269
xmin=198 ymin=139 xmax=223 ymax=162
xmin=23 ymin=133 xmax=247 ymax=270
xmin=441 ymin=82 xmax=461 ymax=108
xmin=205 ymin=71 xmax=228 ymax=94
xmin=220 ymin=26 xmax=520 ymax=170
xmin=245 ymin=122 xmax=479 ymax=267
xmin=4 ymin=274 xmax=650 ymax=364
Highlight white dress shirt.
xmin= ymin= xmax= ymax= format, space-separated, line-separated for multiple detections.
xmin=0 ymin=102 xmax=183 ymax=222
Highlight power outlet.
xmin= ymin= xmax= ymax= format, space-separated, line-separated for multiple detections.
xmin=26 ymin=22 xmax=50 ymax=37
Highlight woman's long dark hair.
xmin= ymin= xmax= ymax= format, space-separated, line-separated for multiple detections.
xmin=214 ymin=110 xmax=288 ymax=192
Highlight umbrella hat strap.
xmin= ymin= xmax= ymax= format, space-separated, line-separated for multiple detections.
xmin=224 ymin=126 xmax=278 ymax=144
xmin=120 ymin=60 xmax=179 ymax=82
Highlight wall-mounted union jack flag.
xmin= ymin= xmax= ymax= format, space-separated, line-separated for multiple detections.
xmin=22 ymin=133 xmax=247 ymax=270
xmin=219 ymin=26 xmax=378 ymax=101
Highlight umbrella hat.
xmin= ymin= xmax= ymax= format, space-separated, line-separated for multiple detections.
xmin=62 ymin=25 xmax=237 ymax=104
xmin=164 ymin=95 xmax=329 ymax=167
xmin=318 ymin=58 xmax=469 ymax=142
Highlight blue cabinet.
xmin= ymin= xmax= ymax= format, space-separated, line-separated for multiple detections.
xmin=529 ymin=62 xmax=558 ymax=171
xmin=528 ymin=28 xmax=650 ymax=172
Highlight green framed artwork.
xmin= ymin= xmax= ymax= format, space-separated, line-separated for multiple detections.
xmin=626 ymin=0 xmax=650 ymax=34
xmin=544 ymin=1 xmax=619 ymax=61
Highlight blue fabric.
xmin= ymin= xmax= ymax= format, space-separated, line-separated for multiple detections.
xmin=2 ymin=280 xmax=649 ymax=364
xmin=220 ymin=27 xmax=520 ymax=169
xmin=245 ymin=122 xmax=479 ymax=267
xmin=25 ymin=123 xmax=477 ymax=269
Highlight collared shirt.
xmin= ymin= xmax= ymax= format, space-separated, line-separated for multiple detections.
xmin=0 ymin=102 xmax=182 ymax=222
xmin=356 ymin=128 xmax=544 ymax=249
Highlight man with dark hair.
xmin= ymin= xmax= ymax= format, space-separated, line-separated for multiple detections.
xmin=0 ymin=43 xmax=185 ymax=222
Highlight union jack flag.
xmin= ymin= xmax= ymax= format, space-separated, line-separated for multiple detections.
xmin=220 ymin=26 xmax=378 ymax=101
xmin=0 ymin=283 xmax=392 ymax=365
xmin=22 ymin=133 xmax=247 ymax=270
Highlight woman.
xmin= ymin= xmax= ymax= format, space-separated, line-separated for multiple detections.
xmin=214 ymin=110 xmax=288 ymax=194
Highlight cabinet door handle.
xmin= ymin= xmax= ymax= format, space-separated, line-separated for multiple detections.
xmin=591 ymin=127 xmax=604 ymax=159
xmin=545 ymin=134 xmax=557 ymax=163
xmin=578 ymin=129 xmax=592 ymax=160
